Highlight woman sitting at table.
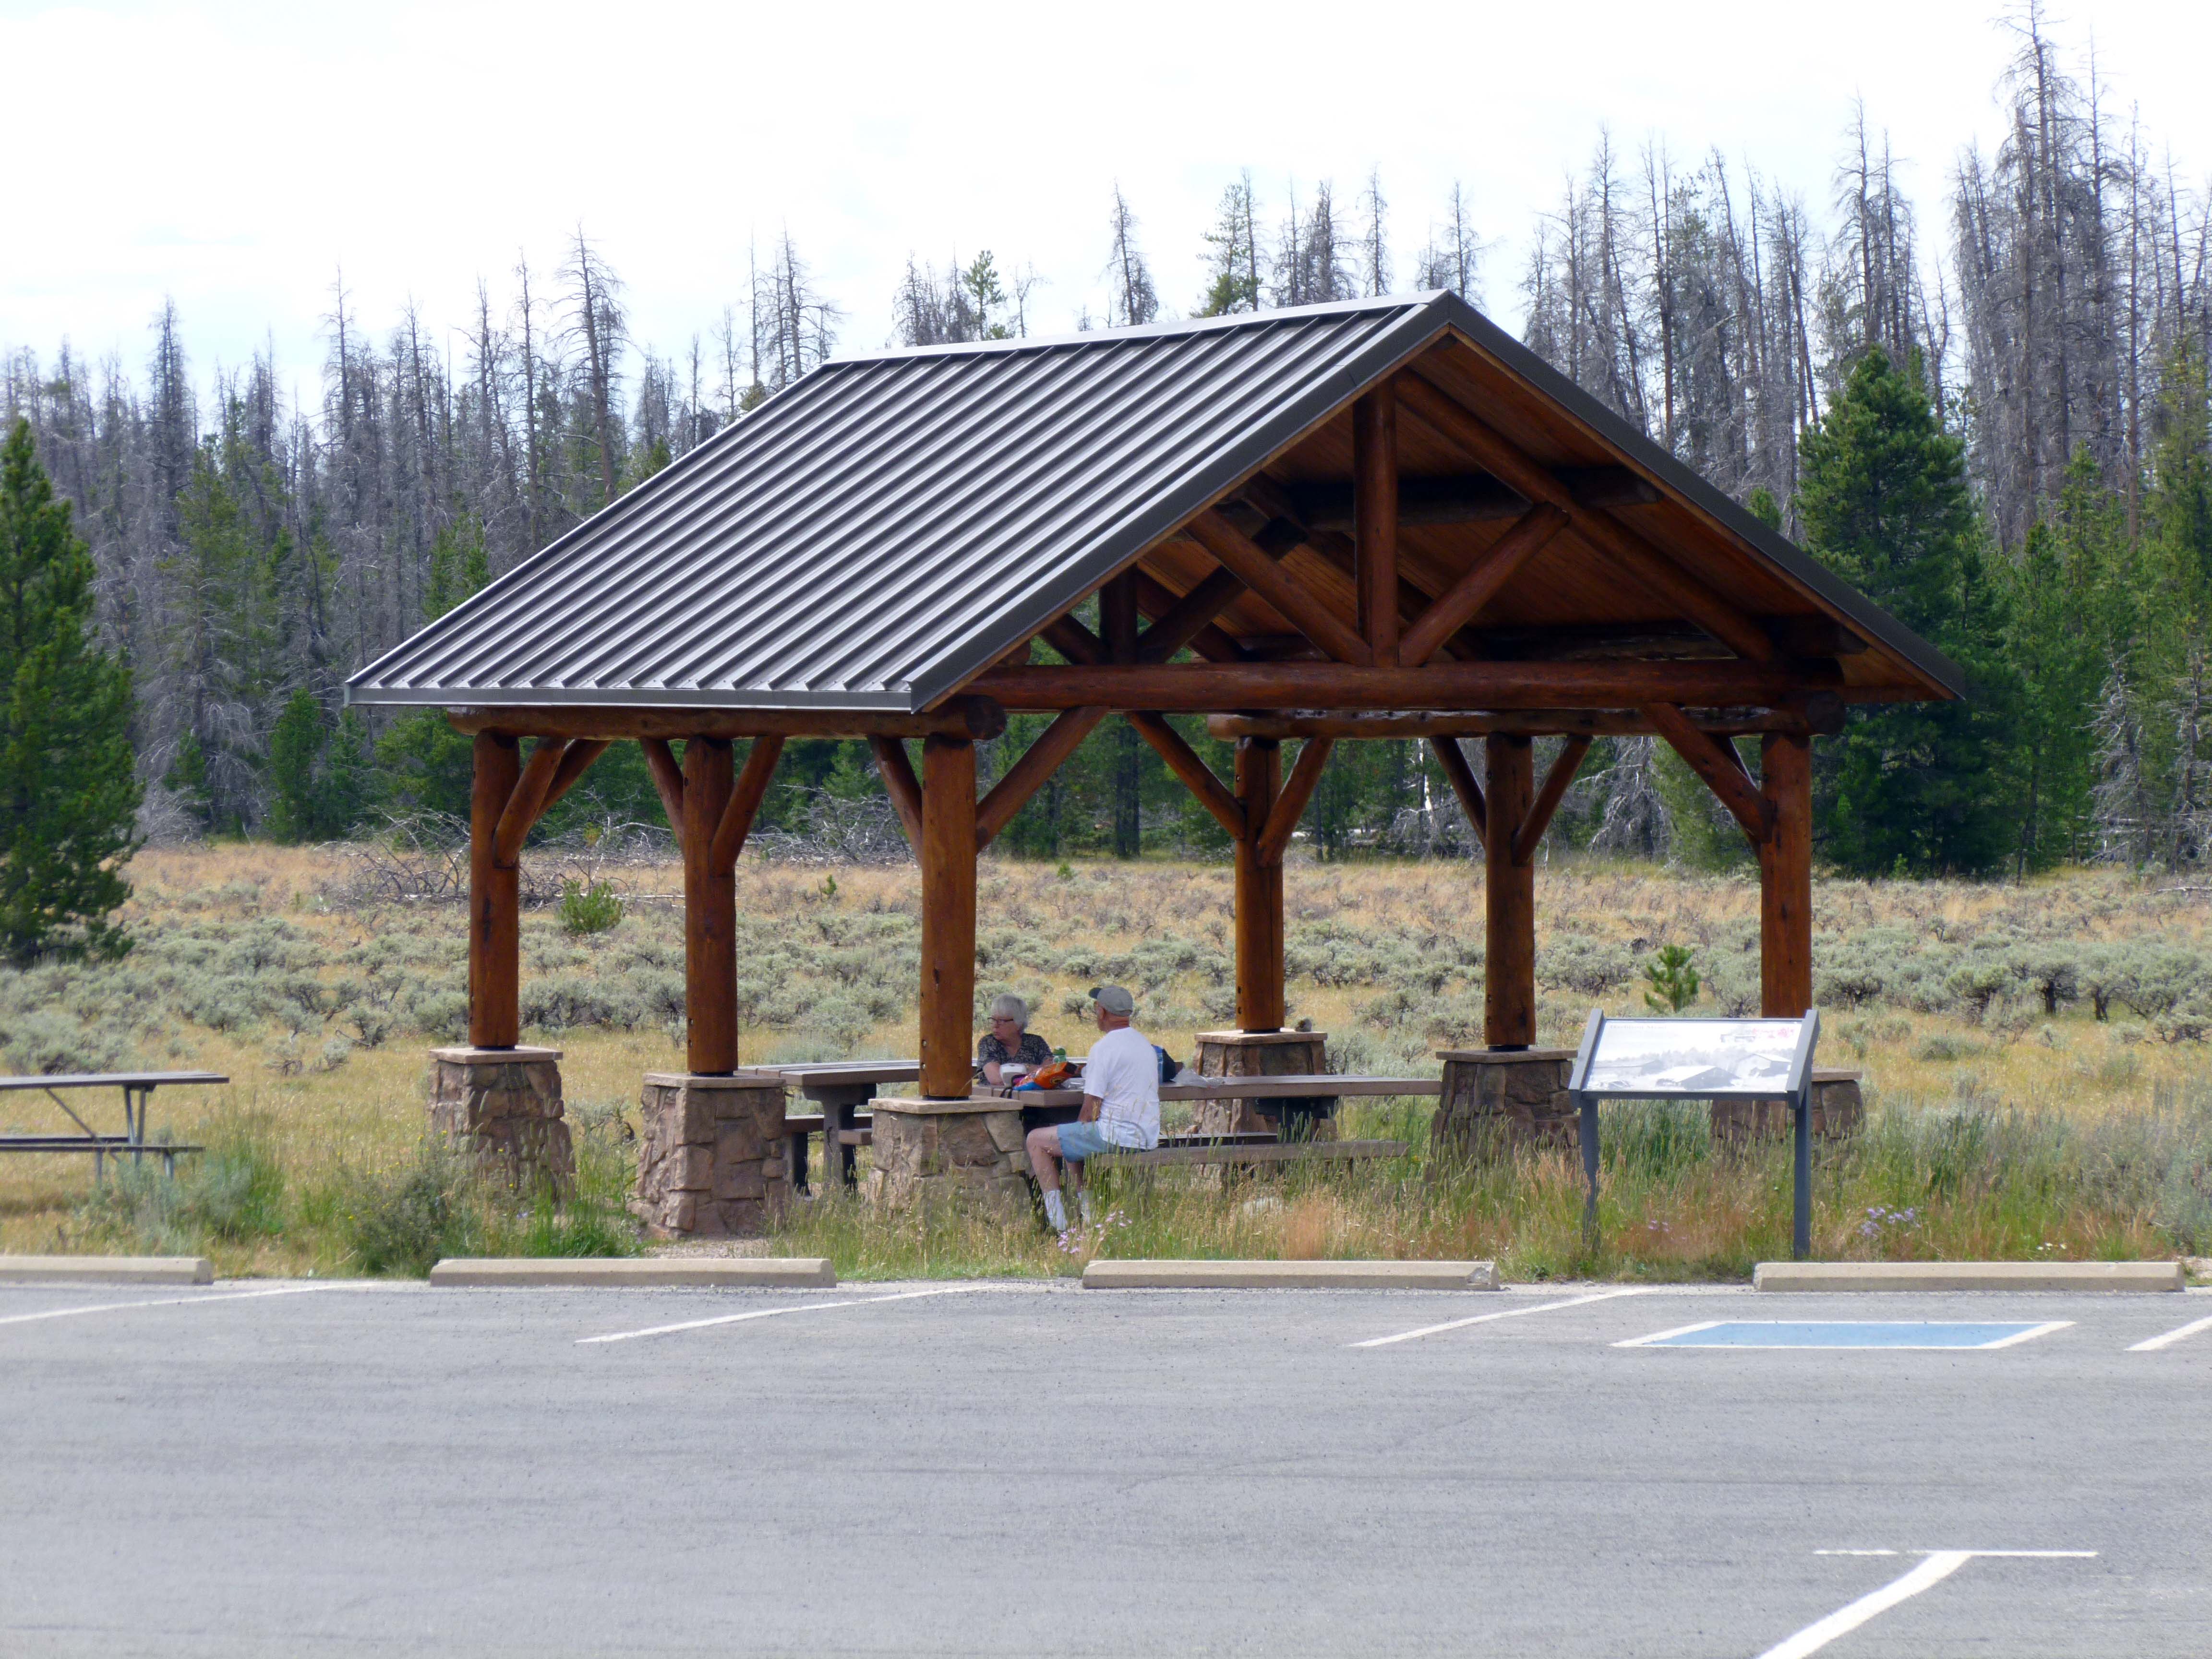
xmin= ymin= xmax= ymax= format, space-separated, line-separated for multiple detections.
xmin=977 ymin=994 xmax=1052 ymax=1085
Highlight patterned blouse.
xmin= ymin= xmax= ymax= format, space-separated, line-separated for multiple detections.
xmin=976 ymin=1030 xmax=1053 ymax=1077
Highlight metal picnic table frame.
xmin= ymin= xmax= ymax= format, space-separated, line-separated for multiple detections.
xmin=0 ymin=1071 xmax=228 ymax=1181
xmin=1568 ymin=1010 xmax=1822 ymax=1260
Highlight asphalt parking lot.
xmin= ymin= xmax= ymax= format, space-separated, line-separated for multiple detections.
xmin=3 ymin=1276 xmax=2206 ymax=1658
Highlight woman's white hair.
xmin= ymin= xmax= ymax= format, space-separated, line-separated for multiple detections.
xmin=988 ymin=993 xmax=1029 ymax=1024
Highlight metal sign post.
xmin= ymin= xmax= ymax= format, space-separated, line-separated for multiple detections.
xmin=1568 ymin=1009 xmax=1822 ymax=1260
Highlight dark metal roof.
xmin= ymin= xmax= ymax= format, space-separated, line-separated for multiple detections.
xmin=347 ymin=291 xmax=1960 ymax=712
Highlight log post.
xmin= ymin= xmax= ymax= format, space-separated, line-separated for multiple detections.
xmin=918 ymin=735 xmax=978 ymax=1098
xmin=1759 ymin=732 xmax=1814 ymax=1017
xmin=1234 ymin=737 xmax=1285 ymax=1032
xmin=468 ymin=732 xmax=523 ymax=1049
xmin=683 ymin=736 xmax=738 ymax=1074
xmin=1353 ymin=383 xmax=1399 ymax=666
xmin=1483 ymin=734 xmax=1536 ymax=1049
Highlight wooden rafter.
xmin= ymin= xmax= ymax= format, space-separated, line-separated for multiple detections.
xmin=1394 ymin=372 xmax=1777 ymax=664
xmin=708 ymin=735 xmax=784 ymax=871
xmin=970 ymin=658 xmax=1832 ymax=712
xmin=1042 ymin=614 xmax=1105 ymax=666
xmin=1134 ymin=567 xmax=1246 ymax=663
xmin=1185 ymin=510 xmax=1372 ymax=667
xmin=1643 ymin=702 xmax=1774 ymax=842
xmin=1427 ymin=735 xmax=1486 ymax=840
xmin=975 ymin=706 xmax=1109 ymax=848
xmin=1398 ymin=504 xmax=1570 ymax=666
xmin=868 ymin=735 xmax=925 ymax=846
xmin=1255 ymin=737 xmax=1335 ymax=866
xmin=640 ymin=737 xmax=685 ymax=830
xmin=1511 ymin=737 xmax=1592 ymax=865
xmin=1126 ymin=712 xmax=1243 ymax=839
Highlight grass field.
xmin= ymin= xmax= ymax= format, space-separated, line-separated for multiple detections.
xmin=0 ymin=843 xmax=2207 ymax=1280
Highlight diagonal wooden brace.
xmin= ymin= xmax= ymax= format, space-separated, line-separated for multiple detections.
xmin=1645 ymin=703 xmax=1774 ymax=843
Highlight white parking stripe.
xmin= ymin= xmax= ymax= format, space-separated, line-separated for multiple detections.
xmin=1980 ymin=1321 xmax=2074 ymax=1349
xmin=0 ymin=1285 xmax=333 ymax=1328
xmin=1350 ymin=1288 xmax=1644 ymax=1348
xmin=1756 ymin=1550 xmax=2096 ymax=1659
xmin=2129 ymin=1313 xmax=2212 ymax=1352
xmin=578 ymin=1285 xmax=989 ymax=1345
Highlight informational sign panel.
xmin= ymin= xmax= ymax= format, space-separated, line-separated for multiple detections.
xmin=1575 ymin=1014 xmax=1814 ymax=1098
xmin=1570 ymin=1009 xmax=1823 ymax=1259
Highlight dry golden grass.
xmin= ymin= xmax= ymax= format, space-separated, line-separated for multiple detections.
xmin=0 ymin=843 xmax=2204 ymax=1277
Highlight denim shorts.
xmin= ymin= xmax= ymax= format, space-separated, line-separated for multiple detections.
xmin=1055 ymin=1120 xmax=1118 ymax=1161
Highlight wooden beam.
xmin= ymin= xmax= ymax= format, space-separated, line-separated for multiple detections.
xmin=1394 ymin=373 xmax=1777 ymax=663
xmin=1759 ymin=732 xmax=1814 ymax=1018
xmin=1135 ymin=567 xmax=1247 ymax=663
xmin=918 ymin=736 xmax=978 ymax=1098
xmin=1282 ymin=473 xmax=1526 ymax=529
xmin=492 ymin=738 xmax=569 ymax=868
xmin=1042 ymin=614 xmax=1105 ymax=666
xmin=709 ymin=735 xmax=784 ymax=872
xmin=1186 ymin=510 xmax=1372 ymax=667
xmin=683 ymin=736 xmax=738 ymax=1073
xmin=1233 ymin=473 xmax=1450 ymax=659
xmin=1644 ymin=702 xmax=1774 ymax=843
xmin=1484 ymin=734 xmax=1535 ymax=1047
xmin=540 ymin=738 xmax=610 ymax=817
xmin=451 ymin=697 xmax=1006 ymax=743
xmin=1511 ymin=737 xmax=1592 ymax=865
xmin=1254 ymin=736 xmax=1334 ymax=866
xmin=468 ymin=733 xmax=522 ymax=1049
xmin=1234 ymin=737 xmax=1285 ymax=1031
xmin=1399 ymin=504 xmax=1571 ymax=667
xmin=640 ymin=737 xmax=685 ymax=831
xmin=1427 ymin=735 xmax=1486 ymax=840
xmin=974 ymin=707 xmax=1108 ymax=849
xmin=1101 ymin=570 xmax=1140 ymax=662
xmin=868 ymin=735 xmax=924 ymax=848
xmin=970 ymin=658 xmax=1834 ymax=712
xmin=1125 ymin=712 xmax=1243 ymax=840
xmin=1353 ymin=384 xmax=1399 ymax=666
xmin=1210 ymin=709 xmax=1820 ymax=740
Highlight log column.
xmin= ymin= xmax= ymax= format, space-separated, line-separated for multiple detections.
xmin=918 ymin=735 xmax=977 ymax=1098
xmin=468 ymin=732 xmax=523 ymax=1048
xmin=683 ymin=736 xmax=737 ymax=1074
xmin=1483 ymin=734 xmax=1536 ymax=1048
xmin=1759 ymin=732 xmax=1813 ymax=1017
xmin=1233 ymin=736 xmax=1284 ymax=1032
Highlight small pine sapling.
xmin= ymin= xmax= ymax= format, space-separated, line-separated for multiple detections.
xmin=1642 ymin=944 xmax=1700 ymax=1014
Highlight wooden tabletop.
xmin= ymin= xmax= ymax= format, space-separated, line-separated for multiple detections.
xmin=770 ymin=1062 xmax=920 ymax=1086
xmin=0 ymin=1071 xmax=228 ymax=1091
xmin=888 ymin=1074 xmax=1442 ymax=1107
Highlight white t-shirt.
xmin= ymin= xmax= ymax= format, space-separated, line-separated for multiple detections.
xmin=1081 ymin=1026 xmax=1161 ymax=1149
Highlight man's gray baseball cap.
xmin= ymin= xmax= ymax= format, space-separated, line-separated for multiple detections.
xmin=1088 ymin=985 xmax=1135 ymax=1016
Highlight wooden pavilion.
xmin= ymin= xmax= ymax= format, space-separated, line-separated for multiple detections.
xmin=348 ymin=292 xmax=1959 ymax=1213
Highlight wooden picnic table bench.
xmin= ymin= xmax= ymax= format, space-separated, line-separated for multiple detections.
xmin=772 ymin=1062 xmax=916 ymax=1192
xmin=0 ymin=1071 xmax=228 ymax=1181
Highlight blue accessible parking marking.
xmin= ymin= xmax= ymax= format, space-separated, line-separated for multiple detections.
xmin=1617 ymin=1320 xmax=2072 ymax=1350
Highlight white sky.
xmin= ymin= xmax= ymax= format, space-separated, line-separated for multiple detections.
xmin=5 ymin=0 xmax=2207 ymax=403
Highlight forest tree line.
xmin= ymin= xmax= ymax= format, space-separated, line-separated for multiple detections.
xmin=3 ymin=18 xmax=2209 ymax=877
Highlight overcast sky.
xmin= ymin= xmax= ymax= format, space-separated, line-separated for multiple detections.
xmin=5 ymin=0 xmax=2207 ymax=400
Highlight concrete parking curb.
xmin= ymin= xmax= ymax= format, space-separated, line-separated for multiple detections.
xmin=428 ymin=1258 xmax=836 ymax=1288
xmin=1082 ymin=1259 xmax=1498 ymax=1290
xmin=0 ymin=1254 xmax=214 ymax=1286
xmin=1754 ymin=1260 xmax=2184 ymax=1292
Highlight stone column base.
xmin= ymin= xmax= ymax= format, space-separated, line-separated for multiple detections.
xmin=428 ymin=1046 xmax=573 ymax=1192
xmin=1710 ymin=1070 xmax=1865 ymax=1145
xmin=635 ymin=1072 xmax=789 ymax=1238
xmin=1191 ymin=1029 xmax=1334 ymax=1138
xmin=1431 ymin=1048 xmax=1577 ymax=1158
xmin=863 ymin=1098 xmax=1028 ymax=1213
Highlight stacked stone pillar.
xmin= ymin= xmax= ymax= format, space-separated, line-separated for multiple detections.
xmin=430 ymin=1045 xmax=575 ymax=1191
xmin=864 ymin=1097 xmax=1029 ymax=1212
xmin=1429 ymin=1047 xmax=1577 ymax=1158
xmin=634 ymin=1071 xmax=789 ymax=1238
xmin=1190 ymin=1029 xmax=1334 ymax=1138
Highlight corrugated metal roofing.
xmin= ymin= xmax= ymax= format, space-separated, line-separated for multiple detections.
xmin=346 ymin=291 xmax=1960 ymax=712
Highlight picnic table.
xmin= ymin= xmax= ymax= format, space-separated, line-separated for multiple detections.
xmin=773 ymin=1061 xmax=918 ymax=1192
xmin=0 ymin=1071 xmax=228 ymax=1180
xmin=1009 ymin=1074 xmax=1439 ymax=1135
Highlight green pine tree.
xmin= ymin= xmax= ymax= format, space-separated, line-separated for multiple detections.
xmin=1796 ymin=349 xmax=2021 ymax=875
xmin=266 ymin=689 xmax=325 ymax=843
xmin=0 ymin=420 xmax=141 ymax=963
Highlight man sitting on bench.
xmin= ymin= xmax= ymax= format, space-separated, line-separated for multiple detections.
xmin=1027 ymin=985 xmax=1159 ymax=1233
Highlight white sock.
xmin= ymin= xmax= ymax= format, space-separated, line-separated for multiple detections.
xmin=1042 ymin=1189 xmax=1068 ymax=1230
xmin=1077 ymin=1190 xmax=1095 ymax=1225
